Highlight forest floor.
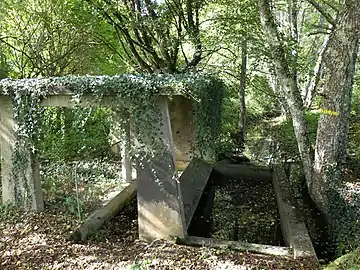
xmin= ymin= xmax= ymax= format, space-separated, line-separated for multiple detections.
xmin=0 ymin=197 xmax=319 ymax=270
xmin=211 ymin=176 xmax=281 ymax=246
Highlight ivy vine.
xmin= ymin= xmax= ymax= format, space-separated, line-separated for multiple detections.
xmin=0 ymin=72 xmax=224 ymax=206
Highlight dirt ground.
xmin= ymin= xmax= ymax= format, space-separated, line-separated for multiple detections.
xmin=0 ymin=198 xmax=319 ymax=270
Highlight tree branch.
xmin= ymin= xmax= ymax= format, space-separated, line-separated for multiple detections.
xmin=306 ymin=0 xmax=336 ymax=26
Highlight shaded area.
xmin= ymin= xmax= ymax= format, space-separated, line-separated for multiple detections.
xmin=285 ymin=163 xmax=334 ymax=263
xmin=1 ymin=197 xmax=318 ymax=269
xmin=188 ymin=167 xmax=283 ymax=246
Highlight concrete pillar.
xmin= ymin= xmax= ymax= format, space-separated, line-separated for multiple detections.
xmin=0 ymin=96 xmax=44 ymax=212
xmin=121 ymin=119 xmax=132 ymax=183
xmin=136 ymin=96 xmax=186 ymax=241
xmin=110 ymin=111 xmax=132 ymax=184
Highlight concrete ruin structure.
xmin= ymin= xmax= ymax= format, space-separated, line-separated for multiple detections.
xmin=0 ymin=79 xmax=198 ymax=241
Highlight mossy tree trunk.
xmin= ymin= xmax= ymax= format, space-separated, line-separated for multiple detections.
xmin=312 ymin=0 xmax=360 ymax=214
xmin=258 ymin=0 xmax=360 ymax=218
xmin=258 ymin=0 xmax=313 ymax=188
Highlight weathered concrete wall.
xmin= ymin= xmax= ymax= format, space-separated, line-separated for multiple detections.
xmin=136 ymin=96 xmax=186 ymax=241
xmin=213 ymin=163 xmax=272 ymax=180
xmin=272 ymin=165 xmax=318 ymax=262
xmin=168 ymin=96 xmax=196 ymax=170
xmin=0 ymin=96 xmax=44 ymax=212
xmin=179 ymin=158 xmax=213 ymax=229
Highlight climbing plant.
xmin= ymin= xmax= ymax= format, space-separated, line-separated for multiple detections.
xmin=0 ymin=73 xmax=224 ymax=206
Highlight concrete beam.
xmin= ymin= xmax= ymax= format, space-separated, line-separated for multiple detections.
xmin=70 ymin=180 xmax=137 ymax=242
xmin=41 ymin=94 xmax=98 ymax=107
xmin=136 ymin=96 xmax=186 ymax=241
xmin=0 ymin=96 xmax=44 ymax=211
xmin=272 ymin=165 xmax=318 ymax=261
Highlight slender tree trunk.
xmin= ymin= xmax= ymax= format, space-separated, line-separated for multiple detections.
xmin=288 ymin=0 xmax=299 ymax=85
xmin=303 ymin=33 xmax=329 ymax=108
xmin=238 ymin=38 xmax=247 ymax=151
xmin=258 ymin=0 xmax=313 ymax=187
xmin=312 ymin=0 xmax=360 ymax=214
xmin=259 ymin=0 xmax=360 ymax=219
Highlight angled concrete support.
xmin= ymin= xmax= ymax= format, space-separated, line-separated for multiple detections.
xmin=0 ymin=96 xmax=44 ymax=212
xmin=136 ymin=96 xmax=186 ymax=241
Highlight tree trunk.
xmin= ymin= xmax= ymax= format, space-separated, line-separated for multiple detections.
xmin=312 ymin=0 xmax=360 ymax=215
xmin=288 ymin=0 xmax=299 ymax=85
xmin=238 ymin=38 xmax=247 ymax=151
xmin=303 ymin=32 xmax=329 ymax=108
xmin=258 ymin=0 xmax=313 ymax=187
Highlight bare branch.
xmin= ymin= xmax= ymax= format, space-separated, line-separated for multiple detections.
xmin=306 ymin=0 xmax=336 ymax=26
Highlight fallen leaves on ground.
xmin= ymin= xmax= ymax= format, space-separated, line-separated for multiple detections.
xmin=0 ymin=198 xmax=319 ymax=270
xmin=212 ymin=176 xmax=281 ymax=245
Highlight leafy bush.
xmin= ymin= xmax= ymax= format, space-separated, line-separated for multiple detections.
xmin=41 ymin=159 xmax=121 ymax=218
xmin=38 ymin=107 xmax=112 ymax=161
xmin=327 ymin=183 xmax=360 ymax=255
xmin=245 ymin=111 xmax=319 ymax=163
xmin=246 ymin=75 xmax=279 ymax=117
xmin=273 ymin=111 xmax=319 ymax=159
xmin=324 ymin=248 xmax=360 ymax=270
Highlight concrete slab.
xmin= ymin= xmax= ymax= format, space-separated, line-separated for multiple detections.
xmin=213 ymin=163 xmax=272 ymax=180
xmin=168 ymin=96 xmax=196 ymax=169
xmin=179 ymin=159 xmax=213 ymax=229
xmin=272 ymin=165 xmax=318 ymax=261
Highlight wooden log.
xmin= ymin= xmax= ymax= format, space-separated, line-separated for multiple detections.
xmin=70 ymin=180 xmax=137 ymax=243
xmin=176 ymin=236 xmax=293 ymax=257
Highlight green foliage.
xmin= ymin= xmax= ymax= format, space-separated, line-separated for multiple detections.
xmin=88 ymin=0 xmax=207 ymax=73
xmin=0 ymin=48 xmax=8 ymax=79
xmin=39 ymin=107 xmax=112 ymax=161
xmin=245 ymin=111 xmax=319 ymax=163
xmin=41 ymin=159 xmax=121 ymax=217
xmin=0 ymin=0 xmax=126 ymax=78
xmin=0 ymin=203 xmax=22 ymax=222
xmin=192 ymin=76 xmax=224 ymax=159
xmin=327 ymin=184 xmax=360 ymax=256
xmin=273 ymin=112 xmax=319 ymax=159
xmin=324 ymin=248 xmax=360 ymax=270
xmin=348 ymin=121 xmax=360 ymax=161
xmin=246 ymin=75 xmax=278 ymax=118
xmin=130 ymin=259 xmax=154 ymax=270
xmin=0 ymin=73 xmax=224 ymax=207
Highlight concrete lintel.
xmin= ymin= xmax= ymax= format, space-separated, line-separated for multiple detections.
xmin=41 ymin=94 xmax=101 ymax=107
xmin=32 ymin=94 xmax=178 ymax=108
